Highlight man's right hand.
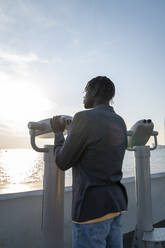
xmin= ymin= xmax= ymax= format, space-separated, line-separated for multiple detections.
xmin=50 ymin=116 xmax=72 ymax=133
xmin=50 ymin=116 xmax=66 ymax=133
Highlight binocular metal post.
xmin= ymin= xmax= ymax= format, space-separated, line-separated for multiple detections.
xmin=128 ymin=131 xmax=165 ymax=248
xmin=28 ymin=123 xmax=65 ymax=248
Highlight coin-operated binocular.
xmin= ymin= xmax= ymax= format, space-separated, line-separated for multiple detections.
xmin=28 ymin=115 xmax=72 ymax=152
xmin=28 ymin=115 xmax=72 ymax=248
xmin=127 ymin=119 xmax=158 ymax=150
xmin=127 ymin=120 xmax=165 ymax=248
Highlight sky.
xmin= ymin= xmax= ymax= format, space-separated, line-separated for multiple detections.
xmin=0 ymin=0 xmax=165 ymax=148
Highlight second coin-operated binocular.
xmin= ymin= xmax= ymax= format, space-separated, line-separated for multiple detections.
xmin=127 ymin=119 xmax=158 ymax=150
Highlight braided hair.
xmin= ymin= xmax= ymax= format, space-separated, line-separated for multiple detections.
xmin=85 ymin=76 xmax=115 ymax=101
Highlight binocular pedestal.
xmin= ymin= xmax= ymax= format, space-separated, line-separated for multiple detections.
xmin=42 ymin=145 xmax=64 ymax=248
xmin=131 ymin=146 xmax=165 ymax=248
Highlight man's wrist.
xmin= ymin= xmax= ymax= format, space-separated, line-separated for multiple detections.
xmin=54 ymin=131 xmax=64 ymax=136
xmin=54 ymin=132 xmax=65 ymax=147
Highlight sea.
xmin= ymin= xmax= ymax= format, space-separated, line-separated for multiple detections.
xmin=0 ymin=148 xmax=165 ymax=194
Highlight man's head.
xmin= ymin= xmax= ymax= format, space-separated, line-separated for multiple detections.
xmin=83 ymin=76 xmax=115 ymax=109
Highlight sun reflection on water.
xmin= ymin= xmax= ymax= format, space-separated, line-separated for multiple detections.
xmin=0 ymin=149 xmax=44 ymax=185
xmin=0 ymin=148 xmax=72 ymax=194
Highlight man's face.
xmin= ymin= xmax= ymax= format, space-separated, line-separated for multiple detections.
xmin=83 ymin=89 xmax=95 ymax=109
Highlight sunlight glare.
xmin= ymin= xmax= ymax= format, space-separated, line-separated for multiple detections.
xmin=0 ymin=81 xmax=53 ymax=124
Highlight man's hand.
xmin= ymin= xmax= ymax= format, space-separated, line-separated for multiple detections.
xmin=50 ymin=116 xmax=66 ymax=133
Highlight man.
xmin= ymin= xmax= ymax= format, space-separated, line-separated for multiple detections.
xmin=50 ymin=76 xmax=128 ymax=248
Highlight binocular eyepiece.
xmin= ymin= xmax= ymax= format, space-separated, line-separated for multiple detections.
xmin=142 ymin=119 xmax=151 ymax=124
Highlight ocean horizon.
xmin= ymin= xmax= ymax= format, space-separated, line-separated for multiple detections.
xmin=0 ymin=148 xmax=165 ymax=194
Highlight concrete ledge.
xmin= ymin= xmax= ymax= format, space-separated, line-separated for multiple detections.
xmin=0 ymin=190 xmax=43 ymax=200
xmin=123 ymin=219 xmax=165 ymax=248
xmin=0 ymin=173 xmax=165 ymax=248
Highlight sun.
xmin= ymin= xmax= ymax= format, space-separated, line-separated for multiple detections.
xmin=0 ymin=81 xmax=53 ymax=126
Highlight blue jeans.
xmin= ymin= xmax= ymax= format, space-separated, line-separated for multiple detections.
xmin=72 ymin=214 xmax=123 ymax=248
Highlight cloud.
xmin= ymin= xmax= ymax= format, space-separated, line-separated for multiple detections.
xmin=0 ymin=8 xmax=14 ymax=32
xmin=0 ymin=50 xmax=38 ymax=63
xmin=0 ymin=1 xmax=56 ymax=32
xmin=0 ymin=8 xmax=10 ymax=23
xmin=0 ymin=50 xmax=49 ymax=64
xmin=0 ymin=49 xmax=49 ymax=77
xmin=17 ymin=1 xmax=57 ymax=28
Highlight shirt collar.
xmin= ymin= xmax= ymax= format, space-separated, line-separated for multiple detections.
xmin=93 ymin=104 xmax=114 ymax=111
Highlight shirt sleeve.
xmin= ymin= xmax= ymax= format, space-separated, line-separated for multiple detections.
xmin=54 ymin=111 xmax=89 ymax=171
